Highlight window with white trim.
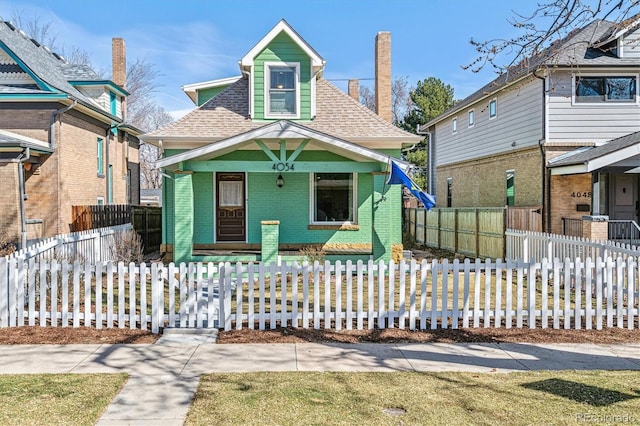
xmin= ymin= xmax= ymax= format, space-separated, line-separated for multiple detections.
xmin=468 ymin=109 xmax=474 ymax=127
xmin=97 ymin=197 xmax=105 ymax=206
xmin=489 ymin=98 xmax=497 ymax=118
xmin=452 ymin=117 xmax=457 ymax=133
xmin=575 ymin=76 xmax=637 ymax=103
xmin=311 ymin=173 xmax=356 ymax=223
xmin=265 ymin=62 xmax=299 ymax=117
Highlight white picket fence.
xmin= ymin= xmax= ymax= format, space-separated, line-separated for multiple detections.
xmin=1 ymin=257 xmax=638 ymax=333
xmin=8 ymin=224 xmax=133 ymax=264
xmin=506 ymin=229 xmax=640 ymax=262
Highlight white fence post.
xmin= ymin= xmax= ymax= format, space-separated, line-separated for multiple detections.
xmin=0 ymin=257 xmax=8 ymax=327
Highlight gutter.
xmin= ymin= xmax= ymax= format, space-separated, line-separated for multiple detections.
xmin=49 ymin=100 xmax=77 ymax=150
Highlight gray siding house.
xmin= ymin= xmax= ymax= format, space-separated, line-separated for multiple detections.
xmin=420 ymin=15 xmax=640 ymax=236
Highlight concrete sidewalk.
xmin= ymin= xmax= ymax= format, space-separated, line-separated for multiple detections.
xmin=0 ymin=339 xmax=638 ymax=425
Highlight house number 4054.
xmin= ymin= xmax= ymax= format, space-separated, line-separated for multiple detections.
xmin=272 ymin=162 xmax=294 ymax=171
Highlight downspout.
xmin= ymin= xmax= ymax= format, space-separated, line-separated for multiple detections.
xmin=17 ymin=148 xmax=30 ymax=249
xmin=415 ymin=126 xmax=434 ymax=195
xmin=49 ymin=100 xmax=77 ymax=150
xmin=533 ymin=69 xmax=548 ymax=232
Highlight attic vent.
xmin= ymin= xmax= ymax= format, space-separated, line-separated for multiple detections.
xmin=5 ymin=21 xmax=15 ymax=31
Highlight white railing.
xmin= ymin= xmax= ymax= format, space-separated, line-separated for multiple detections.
xmin=506 ymin=229 xmax=640 ymax=262
xmin=7 ymin=224 xmax=133 ymax=264
xmin=1 ymin=258 xmax=638 ymax=333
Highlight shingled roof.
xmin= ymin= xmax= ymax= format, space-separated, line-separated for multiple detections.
xmin=422 ymin=18 xmax=640 ymax=129
xmin=144 ymin=77 xmax=421 ymax=143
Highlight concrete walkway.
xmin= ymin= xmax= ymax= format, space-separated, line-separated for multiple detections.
xmin=0 ymin=336 xmax=638 ymax=425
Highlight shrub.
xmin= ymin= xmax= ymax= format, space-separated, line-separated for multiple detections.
xmin=110 ymin=230 xmax=144 ymax=264
xmin=299 ymin=244 xmax=326 ymax=264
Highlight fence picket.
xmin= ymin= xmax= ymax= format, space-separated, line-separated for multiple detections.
xmin=410 ymin=260 xmax=417 ymax=331
xmin=563 ymin=258 xmax=571 ymax=329
xmin=324 ymin=261 xmax=331 ymax=329
xmin=484 ymin=259 xmax=491 ymax=328
xmin=575 ymin=258 xmax=583 ymax=330
xmin=196 ymin=263 xmax=204 ymax=329
xmin=117 ymin=262 xmax=125 ymax=328
xmin=387 ymin=260 xmax=396 ymax=328
xmin=420 ymin=259 xmax=428 ymax=330
xmin=292 ymin=262 xmax=299 ymax=329
xmin=140 ymin=263 xmax=148 ymax=329
xmin=367 ymin=260 xmax=374 ymax=330
xmin=128 ymin=263 xmax=136 ymax=329
xmin=356 ymin=260 xmax=363 ymax=330
xmin=236 ymin=262 xmax=244 ymax=330
xmin=95 ymin=262 xmax=102 ymax=329
xmin=462 ymin=259 xmax=471 ymax=328
xmin=473 ymin=259 xmax=481 ymax=328
xmin=62 ymin=261 xmax=70 ymax=327
xmin=248 ymin=262 xmax=255 ymax=330
xmin=505 ymin=259 xmax=513 ymax=329
xmin=39 ymin=259 xmax=46 ymax=327
xmin=452 ymin=259 xmax=460 ymax=329
xmin=398 ymin=260 xmax=406 ymax=329
xmin=527 ymin=260 xmax=536 ymax=329
xmin=281 ymin=263 xmax=289 ymax=328
xmin=0 ymin=257 xmax=7 ymax=328
xmin=552 ymin=259 xmax=560 ymax=329
xmin=585 ymin=258 xmax=593 ymax=330
xmin=378 ymin=260 xmax=386 ymax=329
xmin=335 ymin=261 xmax=342 ymax=330
xmin=516 ymin=259 xmax=524 ymax=328
xmin=431 ymin=259 xmax=439 ymax=330
xmin=106 ymin=262 xmax=115 ymax=328
xmin=302 ymin=262 xmax=309 ymax=329
xmin=74 ymin=261 xmax=81 ymax=327
xmin=627 ymin=257 xmax=635 ymax=330
xmin=606 ymin=257 xmax=614 ymax=328
xmin=616 ymin=257 xmax=624 ymax=328
xmin=269 ymin=262 xmax=277 ymax=329
xmin=259 ymin=262 xmax=266 ymax=330
xmin=17 ymin=259 xmax=25 ymax=327
xmin=345 ymin=261 xmax=352 ymax=330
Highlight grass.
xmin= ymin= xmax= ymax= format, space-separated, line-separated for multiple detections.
xmin=187 ymin=370 xmax=640 ymax=425
xmin=0 ymin=373 xmax=127 ymax=425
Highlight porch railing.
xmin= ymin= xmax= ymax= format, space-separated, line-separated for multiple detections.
xmin=562 ymin=217 xmax=583 ymax=237
xmin=608 ymin=220 xmax=640 ymax=246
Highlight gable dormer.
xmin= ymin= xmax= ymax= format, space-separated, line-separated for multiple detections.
xmin=593 ymin=14 xmax=640 ymax=58
xmin=69 ymin=80 xmax=128 ymax=119
xmin=239 ymin=20 xmax=325 ymax=121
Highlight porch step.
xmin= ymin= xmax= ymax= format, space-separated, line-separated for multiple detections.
xmin=156 ymin=327 xmax=219 ymax=345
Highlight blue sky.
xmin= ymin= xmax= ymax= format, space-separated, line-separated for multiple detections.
xmin=1 ymin=0 xmax=525 ymax=118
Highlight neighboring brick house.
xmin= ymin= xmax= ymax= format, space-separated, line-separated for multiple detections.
xmin=420 ymin=15 xmax=640 ymax=235
xmin=142 ymin=20 xmax=421 ymax=263
xmin=0 ymin=19 xmax=141 ymax=246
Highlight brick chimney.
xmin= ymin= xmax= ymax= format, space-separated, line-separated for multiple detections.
xmin=112 ymin=38 xmax=126 ymax=119
xmin=375 ymin=31 xmax=391 ymax=122
xmin=348 ymin=79 xmax=359 ymax=101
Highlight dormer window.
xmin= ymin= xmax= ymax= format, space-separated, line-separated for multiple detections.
xmin=265 ymin=62 xmax=299 ymax=118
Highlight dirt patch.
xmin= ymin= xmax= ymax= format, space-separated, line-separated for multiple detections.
xmin=0 ymin=326 xmax=158 ymax=345
xmin=0 ymin=324 xmax=638 ymax=345
xmin=218 ymin=326 xmax=640 ymax=345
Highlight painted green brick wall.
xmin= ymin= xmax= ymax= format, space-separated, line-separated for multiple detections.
xmin=253 ymin=32 xmax=312 ymax=120
xmin=193 ymin=172 xmax=214 ymax=243
xmin=162 ymin=173 xmax=175 ymax=245
xmin=247 ymin=172 xmax=373 ymax=245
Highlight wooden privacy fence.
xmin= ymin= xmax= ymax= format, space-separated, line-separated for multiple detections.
xmin=2 ymin=258 xmax=638 ymax=333
xmin=406 ymin=207 xmax=505 ymax=258
xmin=71 ymin=204 xmax=161 ymax=254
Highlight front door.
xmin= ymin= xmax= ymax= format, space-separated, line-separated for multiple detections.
xmin=216 ymin=173 xmax=246 ymax=242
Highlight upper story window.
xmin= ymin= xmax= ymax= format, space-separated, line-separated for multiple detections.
xmin=452 ymin=117 xmax=457 ymax=133
xmin=265 ymin=62 xmax=299 ymax=118
xmin=575 ymin=76 xmax=637 ymax=103
xmin=468 ymin=109 xmax=474 ymax=127
xmin=489 ymin=98 xmax=497 ymax=118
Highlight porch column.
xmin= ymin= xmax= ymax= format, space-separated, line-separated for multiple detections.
xmin=173 ymin=172 xmax=194 ymax=263
xmin=372 ymin=174 xmax=403 ymax=262
xmin=592 ymin=172 xmax=600 ymax=215
xmin=261 ymin=221 xmax=280 ymax=266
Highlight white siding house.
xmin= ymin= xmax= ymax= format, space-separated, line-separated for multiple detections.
xmin=421 ymin=16 xmax=640 ymax=236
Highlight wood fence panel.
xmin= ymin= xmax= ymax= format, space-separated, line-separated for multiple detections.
xmin=425 ymin=209 xmax=440 ymax=249
xmin=456 ymin=209 xmax=478 ymax=257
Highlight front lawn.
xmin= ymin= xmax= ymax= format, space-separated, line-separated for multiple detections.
xmin=0 ymin=373 xmax=127 ymax=425
xmin=187 ymin=370 xmax=640 ymax=425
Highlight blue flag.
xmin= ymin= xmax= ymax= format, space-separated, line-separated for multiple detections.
xmin=387 ymin=160 xmax=436 ymax=210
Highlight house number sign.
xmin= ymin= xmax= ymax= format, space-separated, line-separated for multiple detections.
xmin=570 ymin=192 xmax=592 ymax=198
xmin=272 ymin=162 xmax=295 ymax=171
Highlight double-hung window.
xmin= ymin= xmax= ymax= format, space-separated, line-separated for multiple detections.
xmin=468 ymin=109 xmax=474 ymax=127
xmin=311 ymin=173 xmax=356 ymax=223
xmin=575 ymin=76 xmax=637 ymax=103
xmin=265 ymin=63 xmax=299 ymax=117
xmin=452 ymin=117 xmax=457 ymax=133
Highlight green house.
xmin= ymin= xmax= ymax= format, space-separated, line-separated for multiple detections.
xmin=143 ymin=20 xmax=421 ymax=264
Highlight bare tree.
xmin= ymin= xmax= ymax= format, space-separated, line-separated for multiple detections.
xmin=138 ymin=105 xmax=173 ymax=189
xmin=359 ymin=76 xmax=414 ymax=126
xmin=465 ymin=0 xmax=640 ymax=73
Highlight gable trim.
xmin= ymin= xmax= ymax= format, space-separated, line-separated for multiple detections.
xmin=240 ymin=20 xmax=325 ymax=70
xmin=0 ymin=40 xmax=56 ymax=92
xmin=155 ymin=120 xmax=406 ymax=169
